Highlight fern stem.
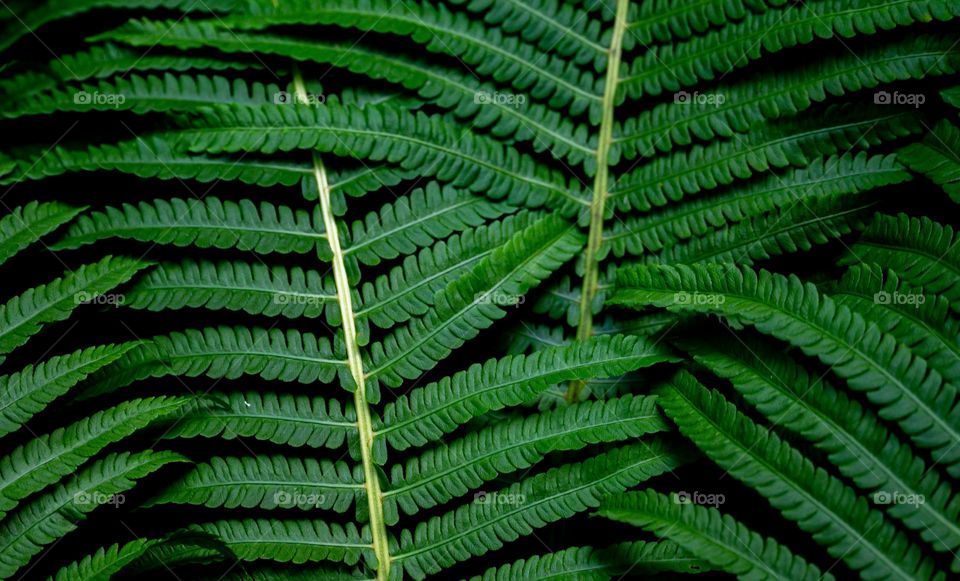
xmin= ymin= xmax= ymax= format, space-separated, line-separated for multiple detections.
xmin=567 ymin=0 xmax=629 ymax=403
xmin=292 ymin=70 xmax=392 ymax=580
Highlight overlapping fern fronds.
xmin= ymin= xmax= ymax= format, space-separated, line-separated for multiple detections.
xmin=0 ymin=0 xmax=958 ymax=579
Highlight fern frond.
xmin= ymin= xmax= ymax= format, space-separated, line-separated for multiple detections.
xmin=0 ymin=256 xmax=149 ymax=360
xmin=393 ymin=440 xmax=690 ymax=580
xmin=125 ymin=260 xmax=336 ymax=320
xmin=843 ymin=213 xmax=960 ymax=310
xmin=100 ymin=19 xmax=597 ymax=169
xmin=0 ymin=396 xmax=189 ymax=518
xmin=0 ymin=202 xmax=84 ymax=267
xmin=615 ymin=34 xmax=960 ymax=158
xmin=684 ymin=333 xmax=960 ymax=563
xmin=345 ymin=182 xmax=512 ymax=267
xmin=173 ymin=103 xmax=586 ymax=214
xmin=832 ymin=263 xmax=960 ymax=381
xmin=164 ymin=391 xmax=357 ymax=451
xmin=627 ymin=0 xmax=790 ymax=47
xmin=0 ymin=450 xmax=186 ymax=579
xmin=57 ymin=41 xmax=257 ymax=80
xmin=1 ymin=135 xmax=312 ymax=188
xmin=189 ymin=519 xmax=373 ymax=567
xmin=646 ymin=193 xmax=874 ymax=265
xmin=619 ymin=0 xmax=960 ymax=99
xmin=607 ymin=107 xmax=919 ymax=215
xmin=0 ymin=43 xmax=256 ymax=99
xmin=51 ymin=532 xmax=230 ymax=581
xmin=658 ymin=372 xmax=941 ymax=580
xmin=470 ymin=540 xmax=708 ymax=580
xmin=597 ymin=489 xmax=828 ymax=581
xmin=221 ymin=0 xmax=604 ymax=118
xmin=613 ymin=263 xmax=960 ymax=475
xmin=384 ymin=395 xmax=668 ymax=523
xmin=378 ymin=334 xmax=675 ymax=460
xmin=52 ymin=538 xmax=160 ymax=581
xmin=363 ymin=214 xmax=584 ymax=395
xmin=447 ymin=0 xmax=607 ymax=68
xmin=4 ymin=73 xmax=283 ymax=118
xmin=899 ymin=120 xmax=960 ymax=203
xmin=146 ymin=456 xmax=363 ymax=512
xmin=0 ymin=0 xmax=237 ymax=53
xmin=0 ymin=342 xmax=139 ymax=438
xmin=357 ymin=212 xmax=538 ymax=332
xmin=602 ymin=153 xmax=909 ymax=259
xmin=53 ymin=198 xmax=331 ymax=258
xmin=87 ymin=327 xmax=345 ymax=396
xmin=120 ymin=531 xmax=231 ymax=575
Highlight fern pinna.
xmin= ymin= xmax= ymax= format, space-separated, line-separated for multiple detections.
xmin=0 ymin=0 xmax=958 ymax=579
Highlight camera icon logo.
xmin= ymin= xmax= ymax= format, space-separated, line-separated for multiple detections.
xmin=73 ymin=91 xmax=92 ymax=105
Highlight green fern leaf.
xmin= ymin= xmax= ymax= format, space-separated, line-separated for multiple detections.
xmin=0 ymin=202 xmax=85 ymax=267
xmin=0 ymin=342 xmax=139 ymax=438
xmin=363 ymin=214 xmax=584 ymax=395
xmin=0 ymin=256 xmax=149 ymax=360
xmin=602 ymin=153 xmax=909 ymax=259
xmin=832 ymin=263 xmax=960 ymax=381
xmin=86 ymin=327 xmax=345 ymax=396
xmin=357 ymin=212 xmax=538 ymax=332
xmin=164 ymin=391 xmax=357 ymax=453
xmin=384 ymin=395 xmax=667 ymax=523
xmin=684 ymin=332 xmax=960 ymax=565
xmin=378 ymin=333 xmax=676 ymax=461
xmin=146 ymin=456 xmax=363 ymax=512
xmin=125 ymin=259 xmax=336 ymax=320
xmin=189 ymin=518 xmax=374 ymax=567
xmin=53 ymin=197 xmax=331 ymax=258
xmin=0 ymin=396 xmax=189 ymax=519
xmin=899 ymin=120 xmax=960 ymax=203
xmin=346 ymin=182 xmax=513 ymax=267
xmin=613 ymin=263 xmax=960 ymax=476
xmin=394 ymin=440 xmax=690 ymax=580
xmin=470 ymin=540 xmax=709 ymax=580
xmin=843 ymin=213 xmax=960 ymax=310
xmin=0 ymin=450 xmax=186 ymax=579
xmin=657 ymin=372 xmax=941 ymax=580
xmin=597 ymin=489 xmax=828 ymax=581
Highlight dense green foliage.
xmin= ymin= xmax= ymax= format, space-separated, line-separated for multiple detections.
xmin=0 ymin=0 xmax=958 ymax=579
